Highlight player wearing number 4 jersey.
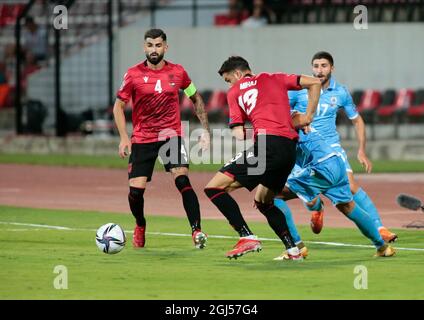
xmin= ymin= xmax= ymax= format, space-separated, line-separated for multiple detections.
xmin=204 ymin=56 xmax=321 ymax=260
xmin=113 ymin=29 xmax=210 ymax=249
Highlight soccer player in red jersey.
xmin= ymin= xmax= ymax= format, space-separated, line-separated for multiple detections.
xmin=113 ymin=29 xmax=210 ymax=249
xmin=204 ymin=56 xmax=321 ymax=260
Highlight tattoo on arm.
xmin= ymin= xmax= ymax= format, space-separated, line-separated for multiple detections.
xmin=191 ymin=92 xmax=210 ymax=132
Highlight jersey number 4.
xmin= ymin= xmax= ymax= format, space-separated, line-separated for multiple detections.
xmin=238 ymin=89 xmax=258 ymax=115
xmin=155 ymin=80 xmax=163 ymax=93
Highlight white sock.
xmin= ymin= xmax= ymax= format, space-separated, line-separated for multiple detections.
xmin=242 ymin=235 xmax=258 ymax=240
xmin=287 ymin=247 xmax=300 ymax=256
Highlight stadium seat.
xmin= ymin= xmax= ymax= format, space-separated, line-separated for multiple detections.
xmin=374 ymin=89 xmax=396 ymax=121
xmin=356 ymin=89 xmax=381 ymax=123
xmin=180 ymin=90 xmax=214 ymax=122
xmin=214 ymin=14 xmax=240 ymax=26
xmin=0 ymin=4 xmax=24 ymax=27
xmin=201 ymin=89 xmax=212 ymax=108
xmin=351 ymin=89 xmax=364 ymax=107
xmin=0 ymin=84 xmax=11 ymax=109
xmin=206 ymin=90 xmax=227 ymax=122
xmin=407 ymin=89 xmax=424 ymax=121
xmin=377 ymin=89 xmax=414 ymax=121
xmin=336 ymin=108 xmax=349 ymax=125
xmin=180 ymin=92 xmax=194 ymax=121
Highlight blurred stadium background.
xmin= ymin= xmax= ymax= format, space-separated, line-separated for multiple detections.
xmin=0 ymin=0 xmax=424 ymax=161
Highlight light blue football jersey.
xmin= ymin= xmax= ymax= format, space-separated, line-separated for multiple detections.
xmin=288 ymin=77 xmax=359 ymax=146
xmin=295 ymin=127 xmax=338 ymax=168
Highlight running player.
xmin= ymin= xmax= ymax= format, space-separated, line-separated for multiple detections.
xmin=113 ymin=29 xmax=210 ymax=249
xmin=282 ymin=51 xmax=397 ymax=242
xmin=273 ymin=112 xmax=395 ymax=259
xmin=204 ymin=56 xmax=321 ymax=260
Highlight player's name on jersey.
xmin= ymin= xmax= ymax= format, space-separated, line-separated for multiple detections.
xmin=240 ymin=80 xmax=257 ymax=90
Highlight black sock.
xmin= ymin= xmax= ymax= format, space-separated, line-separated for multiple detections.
xmin=255 ymin=201 xmax=295 ymax=249
xmin=175 ymin=175 xmax=201 ymax=233
xmin=205 ymin=188 xmax=253 ymax=237
xmin=128 ymin=186 xmax=145 ymax=227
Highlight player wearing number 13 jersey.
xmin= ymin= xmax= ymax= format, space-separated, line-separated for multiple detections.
xmin=204 ymin=56 xmax=321 ymax=260
xmin=113 ymin=29 xmax=210 ymax=250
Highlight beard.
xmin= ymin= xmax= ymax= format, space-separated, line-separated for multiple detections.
xmin=146 ymin=52 xmax=164 ymax=65
xmin=314 ymin=72 xmax=331 ymax=86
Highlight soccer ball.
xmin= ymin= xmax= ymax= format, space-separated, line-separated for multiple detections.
xmin=95 ymin=223 xmax=126 ymax=254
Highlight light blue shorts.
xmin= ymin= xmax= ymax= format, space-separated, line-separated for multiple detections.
xmin=287 ymin=156 xmax=353 ymax=205
xmin=330 ymin=144 xmax=352 ymax=172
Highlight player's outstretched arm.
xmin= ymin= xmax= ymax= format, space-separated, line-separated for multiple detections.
xmin=113 ymin=98 xmax=131 ymax=159
xmin=299 ymin=75 xmax=321 ymax=124
xmin=190 ymin=91 xmax=211 ymax=151
xmin=352 ymin=115 xmax=373 ymax=173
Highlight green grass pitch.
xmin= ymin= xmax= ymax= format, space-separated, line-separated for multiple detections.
xmin=1 ymin=205 xmax=424 ymax=300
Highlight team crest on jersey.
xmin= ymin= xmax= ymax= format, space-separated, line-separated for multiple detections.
xmin=168 ymin=73 xmax=175 ymax=87
xmin=330 ymin=96 xmax=337 ymax=105
xmin=168 ymin=74 xmax=176 ymax=87
xmin=143 ymin=76 xmax=149 ymax=83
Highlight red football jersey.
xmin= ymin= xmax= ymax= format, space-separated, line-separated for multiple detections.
xmin=227 ymin=72 xmax=302 ymax=140
xmin=117 ymin=60 xmax=192 ymax=143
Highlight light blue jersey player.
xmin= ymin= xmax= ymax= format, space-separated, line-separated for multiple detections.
xmin=273 ymin=115 xmax=395 ymax=260
xmin=288 ymin=128 xmax=352 ymax=207
xmin=283 ymin=51 xmax=397 ymax=243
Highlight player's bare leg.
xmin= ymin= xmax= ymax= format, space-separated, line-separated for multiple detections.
xmin=205 ymin=171 xmax=243 ymax=192
xmin=129 ymin=177 xmax=148 ymax=189
xmin=348 ymin=172 xmax=398 ymax=242
xmin=170 ymin=167 xmax=207 ymax=249
xmin=129 ymin=177 xmax=149 ymax=248
xmin=275 ymin=186 xmax=298 ymax=201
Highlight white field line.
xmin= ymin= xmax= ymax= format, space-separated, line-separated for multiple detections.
xmin=0 ymin=221 xmax=72 ymax=230
xmin=1 ymin=221 xmax=424 ymax=252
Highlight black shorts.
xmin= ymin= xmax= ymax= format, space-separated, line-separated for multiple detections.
xmin=219 ymin=135 xmax=297 ymax=193
xmin=128 ymin=136 xmax=189 ymax=181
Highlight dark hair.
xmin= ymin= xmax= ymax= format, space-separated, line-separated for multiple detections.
xmin=144 ymin=28 xmax=167 ymax=41
xmin=218 ymin=56 xmax=251 ymax=76
xmin=311 ymin=51 xmax=334 ymax=66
